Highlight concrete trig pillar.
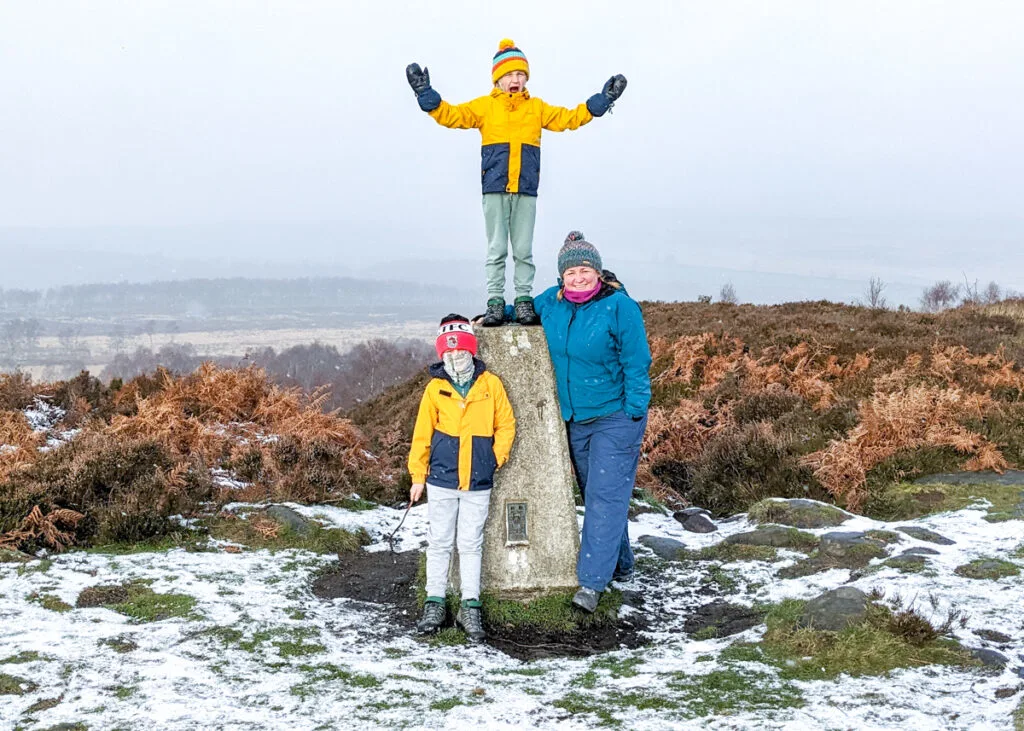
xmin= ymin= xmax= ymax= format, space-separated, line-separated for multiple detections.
xmin=450 ymin=324 xmax=580 ymax=599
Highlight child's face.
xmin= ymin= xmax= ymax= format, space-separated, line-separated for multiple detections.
xmin=497 ymin=70 xmax=528 ymax=94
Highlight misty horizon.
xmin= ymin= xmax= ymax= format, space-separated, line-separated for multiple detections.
xmin=2 ymin=1 xmax=1022 ymax=306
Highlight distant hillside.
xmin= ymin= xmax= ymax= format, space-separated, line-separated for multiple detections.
xmin=0 ymin=276 xmax=476 ymax=335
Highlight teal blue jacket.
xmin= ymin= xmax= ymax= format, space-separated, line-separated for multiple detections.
xmin=534 ymin=281 xmax=652 ymax=422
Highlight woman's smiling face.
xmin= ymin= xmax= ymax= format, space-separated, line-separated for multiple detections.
xmin=563 ymin=266 xmax=600 ymax=292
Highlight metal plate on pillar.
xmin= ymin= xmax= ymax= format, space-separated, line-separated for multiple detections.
xmin=506 ymin=501 xmax=528 ymax=545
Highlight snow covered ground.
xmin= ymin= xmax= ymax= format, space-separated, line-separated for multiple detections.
xmin=2 ymin=500 xmax=1022 ymax=730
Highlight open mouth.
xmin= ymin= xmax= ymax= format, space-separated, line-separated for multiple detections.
xmin=509 ymin=84 xmax=521 ymax=93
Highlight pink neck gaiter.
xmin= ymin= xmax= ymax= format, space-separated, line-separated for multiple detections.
xmin=564 ymin=282 xmax=602 ymax=304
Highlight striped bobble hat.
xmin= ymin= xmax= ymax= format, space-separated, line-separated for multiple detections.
xmin=492 ymin=38 xmax=529 ymax=84
xmin=557 ymin=230 xmax=603 ymax=277
xmin=435 ymin=313 xmax=478 ymax=358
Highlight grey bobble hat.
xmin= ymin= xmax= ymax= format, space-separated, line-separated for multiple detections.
xmin=557 ymin=230 xmax=603 ymax=276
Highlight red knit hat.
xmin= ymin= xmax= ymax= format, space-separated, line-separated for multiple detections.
xmin=435 ymin=314 xmax=478 ymax=358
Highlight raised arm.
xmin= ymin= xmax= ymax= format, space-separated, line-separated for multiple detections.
xmin=405 ymin=62 xmax=483 ymax=129
xmin=540 ymin=100 xmax=594 ymax=132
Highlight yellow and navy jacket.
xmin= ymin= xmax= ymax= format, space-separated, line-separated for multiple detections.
xmin=408 ymin=360 xmax=516 ymax=491
xmin=426 ymin=88 xmax=594 ymax=196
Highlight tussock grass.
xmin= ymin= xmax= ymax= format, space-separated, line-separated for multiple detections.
xmin=27 ymin=592 xmax=73 ymax=613
xmin=682 ymin=543 xmax=779 ymax=563
xmin=954 ymin=558 xmax=1020 ymax=580
xmin=206 ymin=513 xmax=369 ymax=554
xmin=0 ymin=672 xmax=39 ymax=695
xmin=758 ymin=599 xmax=976 ymax=680
xmin=75 ymin=581 xmax=197 ymax=623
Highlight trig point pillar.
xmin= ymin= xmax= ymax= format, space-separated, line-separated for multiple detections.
xmin=453 ymin=324 xmax=580 ymax=599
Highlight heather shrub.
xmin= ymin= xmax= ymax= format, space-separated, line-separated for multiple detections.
xmin=684 ymin=423 xmax=823 ymax=515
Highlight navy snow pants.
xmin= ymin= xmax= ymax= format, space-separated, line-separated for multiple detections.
xmin=567 ymin=410 xmax=648 ymax=592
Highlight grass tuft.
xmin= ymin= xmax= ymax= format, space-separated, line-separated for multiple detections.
xmin=76 ymin=581 xmax=197 ymax=622
xmin=954 ymin=557 xmax=1021 ymax=580
xmin=757 ymin=599 xmax=977 ymax=680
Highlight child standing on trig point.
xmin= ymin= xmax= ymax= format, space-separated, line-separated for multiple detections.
xmin=406 ymin=39 xmax=627 ymax=327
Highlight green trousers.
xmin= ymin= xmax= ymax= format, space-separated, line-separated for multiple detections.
xmin=482 ymin=193 xmax=538 ymax=301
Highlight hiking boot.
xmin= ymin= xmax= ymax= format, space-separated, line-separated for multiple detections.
xmin=456 ymin=600 xmax=486 ymax=642
xmin=571 ymin=587 xmax=601 ymax=614
xmin=481 ymin=299 xmax=506 ymax=327
xmin=416 ymin=600 xmax=446 ymax=634
xmin=514 ymin=297 xmax=540 ymax=325
xmin=612 ymin=566 xmax=635 ymax=583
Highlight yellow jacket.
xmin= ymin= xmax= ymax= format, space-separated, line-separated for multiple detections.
xmin=408 ymin=362 xmax=516 ymax=491
xmin=428 ymin=88 xmax=593 ymax=196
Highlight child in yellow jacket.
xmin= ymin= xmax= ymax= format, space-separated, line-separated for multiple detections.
xmin=408 ymin=313 xmax=515 ymax=640
xmin=406 ymin=39 xmax=627 ymax=327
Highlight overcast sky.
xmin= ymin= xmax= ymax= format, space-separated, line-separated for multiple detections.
xmin=1 ymin=1 xmax=1022 ymax=300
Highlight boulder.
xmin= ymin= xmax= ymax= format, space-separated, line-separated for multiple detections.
xmin=638 ymin=535 xmax=687 ymax=561
xmin=798 ymin=587 xmax=872 ymax=631
xmin=266 ymin=505 xmax=313 ymax=536
xmin=724 ymin=525 xmax=819 ymax=551
xmin=895 ymin=526 xmax=955 ymax=545
xmin=970 ymin=648 xmax=1009 ymax=668
xmin=680 ymin=514 xmax=718 ymax=534
xmin=673 ymin=507 xmax=711 ymax=521
xmin=748 ymin=498 xmax=852 ymax=529
xmin=974 ymin=629 xmax=1012 ymax=644
xmin=818 ymin=532 xmax=889 ymax=563
xmin=900 ymin=546 xmax=941 ymax=556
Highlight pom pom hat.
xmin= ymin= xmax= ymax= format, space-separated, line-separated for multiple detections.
xmin=557 ymin=230 xmax=603 ymax=277
xmin=492 ymin=38 xmax=529 ymax=84
xmin=435 ymin=314 xmax=478 ymax=358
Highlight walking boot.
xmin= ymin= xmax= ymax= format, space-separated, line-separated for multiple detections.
xmin=571 ymin=587 xmax=601 ymax=614
xmin=514 ymin=297 xmax=540 ymax=325
xmin=481 ymin=298 xmax=505 ymax=327
xmin=456 ymin=599 xmax=486 ymax=642
xmin=416 ymin=599 xmax=446 ymax=634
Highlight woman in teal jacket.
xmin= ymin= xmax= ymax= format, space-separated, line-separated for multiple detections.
xmin=533 ymin=231 xmax=652 ymax=613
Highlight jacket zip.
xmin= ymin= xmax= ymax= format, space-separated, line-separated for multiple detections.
xmin=565 ymin=304 xmax=578 ymax=418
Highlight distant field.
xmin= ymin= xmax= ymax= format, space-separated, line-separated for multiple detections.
xmin=20 ymin=320 xmax=437 ymax=380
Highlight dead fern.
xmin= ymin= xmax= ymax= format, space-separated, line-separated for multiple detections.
xmin=0 ymin=505 xmax=85 ymax=552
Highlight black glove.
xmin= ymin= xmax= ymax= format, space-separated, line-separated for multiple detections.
xmin=405 ymin=63 xmax=431 ymax=95
xmin=586 ymin=74 xmax=627 ymax=117
xmin=602 ymin=74 xmax=627 ymax=103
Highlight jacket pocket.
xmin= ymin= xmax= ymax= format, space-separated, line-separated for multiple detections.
xmin=481 ymin=143 xmax=511 ymax=194
xmin=519 ymin=144 xmax=540 ymax=195
xmin=470 ymin=435 xmax=497 ymax=489
xmin=428 ymin=431 xmax=460 ymax=488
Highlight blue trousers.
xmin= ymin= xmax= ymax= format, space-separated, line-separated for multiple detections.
xmin=567 ymin=410 xmax=648 ymax=592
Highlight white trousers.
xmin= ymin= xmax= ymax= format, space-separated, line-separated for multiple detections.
xmin=425 ymin=484 xmax=492 ymax=600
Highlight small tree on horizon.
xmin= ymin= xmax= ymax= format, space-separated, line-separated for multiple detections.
xmin=719 ymin=282 xmax=738 ymax=305
xmin=920 ymin=280 xmax=961 ymax=313
xmin=864 ymin=277 xmax=887 ymax=309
